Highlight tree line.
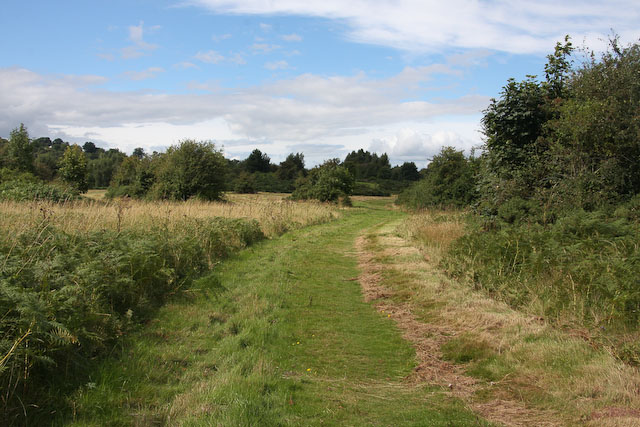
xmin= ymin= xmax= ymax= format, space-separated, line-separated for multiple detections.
xmin=0 ymin=126 xmax=422 ymax=203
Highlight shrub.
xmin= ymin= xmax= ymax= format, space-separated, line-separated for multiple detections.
xmin=396 ymin=147 xmax=476 ymax=209
xmin=0 ymin=181 xmax=80 ymax=202
xmin=443 ymin=210 xmax=640 ymax=327
xmin=0 ymin=216 xmax=264 ymax=422
xmin=292 ymin=159 xmax=354 ymax=203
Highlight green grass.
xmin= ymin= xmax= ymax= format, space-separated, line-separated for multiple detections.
xmin=63 ymin=200 xmax=488 ymax=426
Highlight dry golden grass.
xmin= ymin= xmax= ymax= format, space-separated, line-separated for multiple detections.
xmin=359 ymin=214 xmax=640 ymax=425
xmin=0 ymin=193 xmax=341 ymax=239
xmin=397 ymin=209 xmax=467 ymax=262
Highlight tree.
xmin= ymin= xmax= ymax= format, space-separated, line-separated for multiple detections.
xmin=292 ymin=159 xmax=354 ymax=203
xmin=151 ymin=139 xmax=227 ymax=200
xmin=82 ymin=141 xmax=98 ymax=155
xmin=277 ymin=152 xmax=305 ymax=181
xmin=7 ymin=123 xmax=34 ymax=173
xmin=132 ymin=147 xmax=146 ymax=159
xmin=244 ymin=149 xmax=271 ymax=173
xmin=546 ymin=36 xmax=640 ymax=208
xmin=396 ymin=147 xmax=476 ymax=208
xmin=58 ymin=145 xmax=88 ymax=192
xmin=399 ymin=162 xmax=420 ymax=181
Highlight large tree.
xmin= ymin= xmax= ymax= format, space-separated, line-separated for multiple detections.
xmin=7 ymin=123 xmax=34 ymax=173
xmin=58 ymin=145 xmax=88 ymax=192
xmin=151 ymin=139 xmax=227 ymax=200
xmin=244 ymin=149 xmax=271 ymax=173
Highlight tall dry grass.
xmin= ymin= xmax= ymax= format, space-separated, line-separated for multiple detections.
xmin=0 ymin=193 xmax=341 ymax=240
xmin=397 ymin=209 xmax=467 ymax=262
xmin=385 ymin=214 xmax=640 ymax=423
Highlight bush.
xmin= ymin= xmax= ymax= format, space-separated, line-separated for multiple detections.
xmin=0 ymin=181 xmax=80 ymax=202
xmin=396 ymin=147 xmax=476 ymax=209
xmin=443 ymin=210 xmax=640 ymax=327
xmin=292 ymin=160 xmax=354 ymax=203
xmin=151 ymin=140 xmax=227 ymax=201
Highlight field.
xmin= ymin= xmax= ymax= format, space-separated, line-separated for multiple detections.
xmin=2 ymin=195 xmax=640 ymax=425
xmin=0 ymin=193 xmax=341 ymax=424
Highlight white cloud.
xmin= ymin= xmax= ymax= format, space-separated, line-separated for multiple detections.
xmin=370 ymin=127 xmax=477 ymax=167
xmin=123 ymin=67 xmax=165 ymax=80
xmin=194 ymin=50 xmax=225 ymax=63
xmin=186 ymin=0 xmax=640 ymax=54
xmin=212 ymin=33 xmax=232 ymax=42
xmin=174 ymin=61 xmax=199 ymax=70
xmin=264 ymin=60 xmax=290 ymax=70
xmin=97 ymin=52 xmax=115 ymax=61
xmin=251 ymin=43 xmax=281 ymax=53
xmin=0 ymin=66 xmax=486 ymax=164
xmin=121 ymin=21 xmax=159 ymax=59
xmin=259 ymin=22 xmax=272 ymax=31
xmin=281 ymin=33 xmax=302 ymax=42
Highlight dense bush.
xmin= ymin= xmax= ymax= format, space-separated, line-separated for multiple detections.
xmin=396 ymin=147 xmax=477 ymax=209
xmin=0 ymin=181 xmax=80 ymax=202
xmin=443 ymin=211 xmax=640 ymax=327
xmin=292 ymin=159 xmax=355 ymax=203
xmin=0 ymin=217 xmax=264 ymax=422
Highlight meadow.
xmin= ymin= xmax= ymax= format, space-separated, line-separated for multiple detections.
xmin=0 ymin=193 xmax=340 ymax=424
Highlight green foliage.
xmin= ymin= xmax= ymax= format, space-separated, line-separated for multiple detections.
xmin=444 ymin=211 xmax=640 ymax=326
xmin=58 ymin=145 xmax=89 ymax=193
xmin=0 ymin=181 xmax=80 ymax=202
xmin=545 ymin=38 xmax=640 ymax=210
xmin=87 ymin=148 xmax=126 ymax=188
xmin=151 ymin=140 xmax=227 ymax=201
xmin=6 ymin=124 xmax=34 ymax=173
xmin=244 ymin=149 xmax=272 ymax=173
xmin=233 ymin=172 xmax=257 ymax=194
xmin=0 ymin=216 xmax=264 ymax=422
xmin=343 ymin=149 xmax=392 ymax=180
xmin=276 ymin=152 xmax=305 ymax=181
xmin=292 ymin=159 xmax=355 ymax=203
xmin=106 ymin=154 xmax=154 ymax=198
xmin=352 ymin=181 xmax=391 ymax=197
xmin=396 ymin=147 xmax=477 ymax=209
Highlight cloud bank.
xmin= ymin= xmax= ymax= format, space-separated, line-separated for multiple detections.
xmin=0 ymin=66 xmax=486 ymax=163
xmin=185 ymin=0 xmax=640 ymax=54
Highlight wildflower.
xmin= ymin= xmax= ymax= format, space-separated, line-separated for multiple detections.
xmin=306 ymin=368 xmax=311 ymax=372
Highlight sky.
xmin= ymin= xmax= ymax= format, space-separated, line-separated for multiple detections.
xmin=1 ymin=1 xmax=638 ymax=167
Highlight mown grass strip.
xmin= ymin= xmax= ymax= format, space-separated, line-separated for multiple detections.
xmin=64 ymin=200 xmax=487 ymax=426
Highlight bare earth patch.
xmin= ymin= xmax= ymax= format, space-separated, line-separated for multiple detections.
xmin=356 ymin=225 xmax=564 ymax=426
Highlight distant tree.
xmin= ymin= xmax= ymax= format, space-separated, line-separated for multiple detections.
xmin=234 ymin=172 xmax=257 ymax=194
xmin=58 ymin=145 xmax=88 ymax=192
xmin=132 ymin=147 xmax=146 ymax=159
xmin=399 ymin=162 xmax=420 ymax=181
xmin=343 ymin=149 xmax=391 ymax=180
xmin=151 ymin=139 xmax=227 ymax=200
xmin=277 ymin=152 xmax=305 ymax=181
xmin=83 ymin=141 xmax=98 ymax=155
xmin=292 ymin=159 xmax=354 ymax=203
xmin=7 ymin=124 xmax=34 ymax=173
xmin=396 ymin=147 xmax=477 ymax=209
xmin=88 ymin=149 xmax=126 ymax=188
xmin=244 ymin=149 xmax=271 ymax=173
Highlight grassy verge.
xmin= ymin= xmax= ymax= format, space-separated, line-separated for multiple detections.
xmin=64 ymin=199 xmax=487 ymax=426
xmin=395 ymin=210 xmax=640 ymax=425
xmin=0 ymin=195 xmax=340 ymax=424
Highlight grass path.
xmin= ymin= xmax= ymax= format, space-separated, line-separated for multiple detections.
xmin=66 ymin=200 xmax=487 ymax=426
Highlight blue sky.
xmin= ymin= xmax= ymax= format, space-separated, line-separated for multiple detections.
xmin=1 ymin=1 xmax=638 ymax=166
